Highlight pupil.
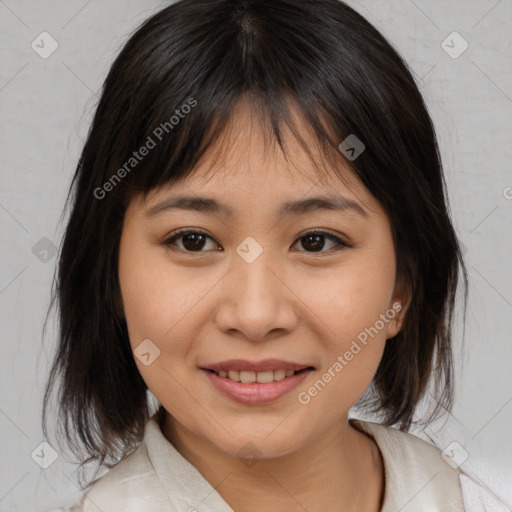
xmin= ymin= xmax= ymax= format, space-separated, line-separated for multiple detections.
xmin=303 ymin=234 xmax=324 ymax=252
xmin=183 ymin=234 xmax=205 ymax=251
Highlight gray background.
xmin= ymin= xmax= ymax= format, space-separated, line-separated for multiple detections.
xmin=0 ymin=0 xmax=511 ymax=510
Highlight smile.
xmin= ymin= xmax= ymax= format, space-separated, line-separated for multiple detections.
xmin=201 ymin=367 xmax=314 ymax=405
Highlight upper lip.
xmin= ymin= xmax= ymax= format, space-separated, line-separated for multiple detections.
xmin=201 ymin=359 xmax=314 ymax=373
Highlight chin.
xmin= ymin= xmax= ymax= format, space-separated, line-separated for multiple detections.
xmin=208 ymin=423 xmax=305 ymax=460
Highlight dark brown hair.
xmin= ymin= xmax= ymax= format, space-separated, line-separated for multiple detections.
xmin=42 ymin=0 xmax=468 ymax=485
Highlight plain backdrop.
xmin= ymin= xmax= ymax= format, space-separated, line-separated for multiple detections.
xmin=0 ymin=0 xmax=511 ymax=510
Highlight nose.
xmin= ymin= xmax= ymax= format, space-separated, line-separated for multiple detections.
xmin=214 ymin=245 xmax=298 ymax=342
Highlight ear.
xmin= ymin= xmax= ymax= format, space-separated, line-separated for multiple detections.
xmin=385 ymin=280 xmax=411 ymax=340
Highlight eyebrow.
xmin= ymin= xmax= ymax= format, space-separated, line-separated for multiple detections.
xmin=145 ymin=194 xmax=368 ymax=219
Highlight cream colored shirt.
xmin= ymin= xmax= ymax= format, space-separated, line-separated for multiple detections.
xmin=51 ymin=414 xmax=505 ymax=511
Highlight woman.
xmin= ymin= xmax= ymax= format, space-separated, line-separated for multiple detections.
xmin=43 ymin=1 xmax=504 ymax=510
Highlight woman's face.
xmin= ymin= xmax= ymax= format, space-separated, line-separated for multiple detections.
xmin=118 ymin=101 xmax=406 ymax=460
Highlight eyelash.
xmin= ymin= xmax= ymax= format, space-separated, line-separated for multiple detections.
xmin=160 ymin=228 xmax=351 ymax=255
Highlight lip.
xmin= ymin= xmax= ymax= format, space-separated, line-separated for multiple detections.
xmin=200 ymin=367 xmax=314 ymax=405
xmin=201 ymin=359 xmax=313 ymax=373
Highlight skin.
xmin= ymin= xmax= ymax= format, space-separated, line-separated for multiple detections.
xmin=118 ymin=99 xmax=409 ymax=512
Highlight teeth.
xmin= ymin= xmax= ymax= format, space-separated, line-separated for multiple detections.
xmin=240 ymin=371 xmax=256 ymax=383
xmin=213 ymin=368 xmax=303 ymax=382
xmin=228 ymin=370 xmax=240 ymax=382
xmin=274 ymin=369 xmax=286 ymax=380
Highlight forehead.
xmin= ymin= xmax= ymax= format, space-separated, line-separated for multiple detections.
xmin=143 ymin=99 xmax=379 ymax=215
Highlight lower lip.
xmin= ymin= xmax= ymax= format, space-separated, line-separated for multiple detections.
xmin=201 ymin=368 xmax=313 ymax=405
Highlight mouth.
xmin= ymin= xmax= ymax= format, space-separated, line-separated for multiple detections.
xmin=202 ymin=367 xmax=314 ymax=384
xmin=200 ymin=365 xmax=315 ymax=405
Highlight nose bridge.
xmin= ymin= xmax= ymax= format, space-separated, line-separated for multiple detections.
xmin=216 ymin=236 xmax=297 ymax=339
xmin=233 ymin=235 xmax=281 ymax=303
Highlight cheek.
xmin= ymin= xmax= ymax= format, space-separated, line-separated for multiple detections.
xmin=118 ymin=243 xmax=204 ymax=408
xmin=298 ymin=254 xmax=395 ymax=347
xmin=119 ymin=254 xmax=172 ymax=346
xmin=119 ymin=239 xmax=195 ymax=344
xmin=294 ymin=272 xmax=392 ymax=417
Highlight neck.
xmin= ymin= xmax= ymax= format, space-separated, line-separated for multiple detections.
xmin=162 ymin=413 xmax=384 ymax=512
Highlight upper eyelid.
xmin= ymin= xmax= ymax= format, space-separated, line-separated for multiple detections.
xmin=165 ymin=227 xmax=345 ymax=240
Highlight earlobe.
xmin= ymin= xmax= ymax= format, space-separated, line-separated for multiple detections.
xmin=385 ymin=276 xmax=412 ymax=340
xmin=385 ymin=301 xmax=403 ymax=339
xmin=386 ymin=289 xmax=411 ymax=339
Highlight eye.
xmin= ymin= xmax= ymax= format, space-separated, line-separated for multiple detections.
xmin=161 ymin=228 xmax=219 ymax=253
xmin=291 ymin=229 xmax=350 ymax=253
xmin=161 ymin=228 xmax=351 ymax=254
